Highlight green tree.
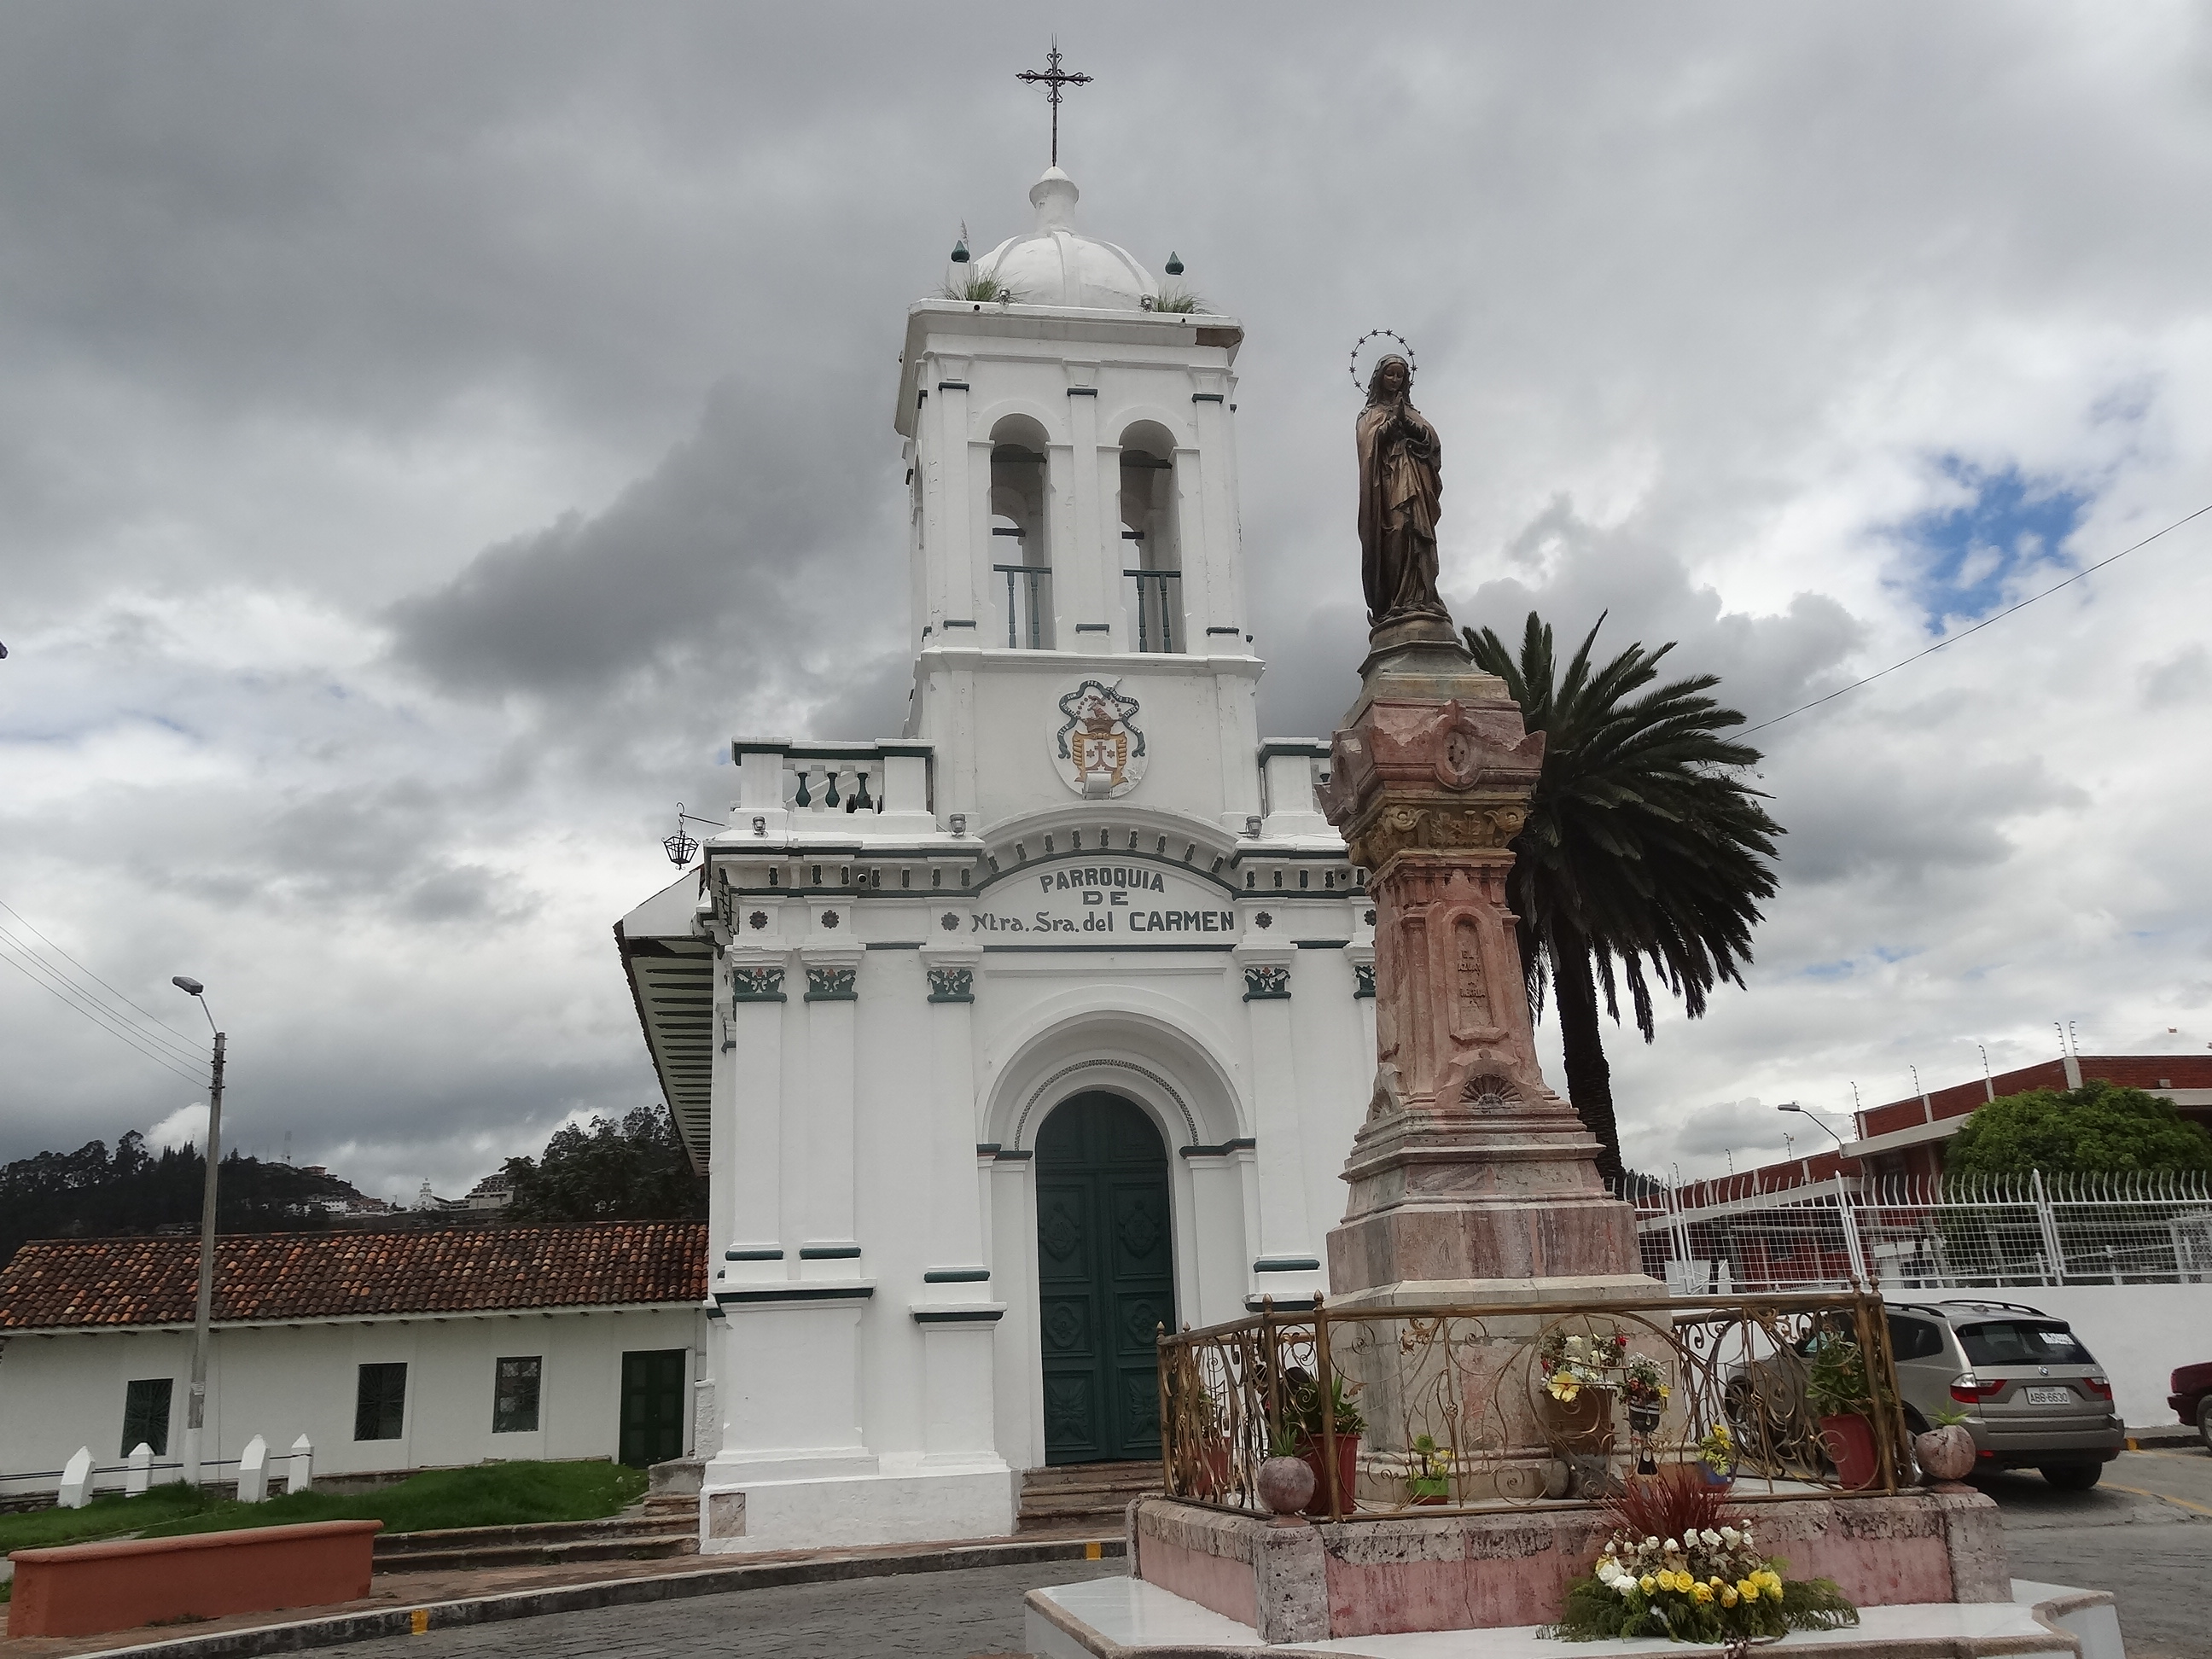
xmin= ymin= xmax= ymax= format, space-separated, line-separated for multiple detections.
xmin=1947 ymin=1080 xmax=2212 ymax=1179
xmin=502 ymin=1107 xmax=705 ymax=1222
xmin=1464 ymin=612 xmax=1784 ymax=1184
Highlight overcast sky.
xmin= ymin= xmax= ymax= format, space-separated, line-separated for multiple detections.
xmin=4 ymin=3 xmax=2209 ymax=1201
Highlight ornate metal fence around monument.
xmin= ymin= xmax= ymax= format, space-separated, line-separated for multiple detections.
xmin=1155 ymin=1289 xmax=1912 ymax=1522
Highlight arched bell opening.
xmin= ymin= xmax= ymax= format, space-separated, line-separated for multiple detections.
xmin=990 ymin=413 xmax=1053 ymax=649
xmin=1117 ymin=420 xmax=1183 ymax=655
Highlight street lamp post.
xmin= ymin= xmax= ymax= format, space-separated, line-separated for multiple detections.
xmin=172 ymin=976 xmax=225 ymax=1487
xmin=1777 ymin=1101 xmax=1848 ymax=1155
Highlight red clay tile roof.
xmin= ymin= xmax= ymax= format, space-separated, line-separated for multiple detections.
xmin=0 ymin=1222 xmax=707 ymax=1330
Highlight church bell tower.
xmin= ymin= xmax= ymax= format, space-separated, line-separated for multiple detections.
xmin=894 ymin=166 xmax=1263 ymax=829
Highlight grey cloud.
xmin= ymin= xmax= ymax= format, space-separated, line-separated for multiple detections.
xmin=2141 ymin=644 xmax=2210 ymax=709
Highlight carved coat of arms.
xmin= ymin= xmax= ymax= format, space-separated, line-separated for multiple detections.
xmin=1051 ymin=679 xmax=1149 ymax=799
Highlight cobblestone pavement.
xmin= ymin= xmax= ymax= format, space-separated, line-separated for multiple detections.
xmin=234 ymin=1449 xmax=2212 ymax=1659
xmin=341 ymin=1558 xmax=1127 ymax=1659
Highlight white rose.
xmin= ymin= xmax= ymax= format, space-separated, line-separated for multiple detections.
xmin=1617 ymin=1579 xmax=1638 ymax=1597
xmin=1664 ymin=1539 xmax=1679 ymax=1553
xmin=1720 ymin=1527 xmax=1739 ymax=1545
xmin=1703 ymin=1529 xmax=1721 ymax=1548
xmin=1645 ymin=1537 xmax=1660 ymax=1551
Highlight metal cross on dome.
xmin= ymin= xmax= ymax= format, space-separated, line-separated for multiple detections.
xmin=1016 ymin=41 xmax=1092 ymax=168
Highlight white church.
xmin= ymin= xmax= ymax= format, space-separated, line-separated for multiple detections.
xmin=617 ymin=163 xmax=1375 ymax=1553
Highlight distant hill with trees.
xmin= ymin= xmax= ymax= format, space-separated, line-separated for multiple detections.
xmin=0 ymin=1132 xmax=357 ymax=1271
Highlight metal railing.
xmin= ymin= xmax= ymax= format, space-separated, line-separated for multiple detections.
xmin=1155 ymin=1289 xmax=1911 ymax=1522
xmin=1635 ymin=1170 xmax=2212 ymax=1292
xmin=995 ymin=563 xmax=1051 ymax=649
xmin=1125 ymin=568 xmax=1183 ymax=654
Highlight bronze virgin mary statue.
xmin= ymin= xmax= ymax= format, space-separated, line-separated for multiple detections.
xmin=1356 ymin=354 xmax=1450 ymax=633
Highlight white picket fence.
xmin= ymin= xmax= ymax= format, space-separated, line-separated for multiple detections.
xmin=17 ymin=1432 xmax=314 ymax=1509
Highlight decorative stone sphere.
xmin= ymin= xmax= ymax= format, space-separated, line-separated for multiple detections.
xmin=971 ymin=170 xmax=1161 ymax=311
xmin=1916 ymin=1424 xmax=1976 ymax=1483
xmin=1256 ymin=1454 xmax=1316 ymax=1517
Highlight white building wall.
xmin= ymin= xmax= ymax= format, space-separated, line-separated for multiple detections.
xmin=0 ymin=1307 xmax=702 ymax=1496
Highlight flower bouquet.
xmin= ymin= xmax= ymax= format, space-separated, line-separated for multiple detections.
xmin=1543 ymin=1466 xmax=1857 ymax=1644
xmin=1622 ymin=1353 xmax=1671 ymax=1435
xmin=1693 ymin=1422 xmax=1735 ymax=1489
xmin=1537 ymin=1329 xmax=1623 ymax=1452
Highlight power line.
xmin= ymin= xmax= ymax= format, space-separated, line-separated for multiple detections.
xmin=0 ymin=942 xmax=207 ymax=1086
xmin=0 ymin=897 xmax=206 ymax=1056
xmin=0 ymin=920 xmax=207 ymax=1068
xmin=1741 ymin=500 xmax=2212 ymax=738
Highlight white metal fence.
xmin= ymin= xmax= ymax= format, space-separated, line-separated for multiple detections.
xmin=1633 ymin=1170 xmax=2212 ymax=1294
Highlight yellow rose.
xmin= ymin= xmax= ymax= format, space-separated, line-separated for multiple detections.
xmin=1639 ymin=1575 xmax=1657 ymax=1595
xmin=1737 ymin=1580 xmax=1759 ymax=1602
xmin=1692 ymin=1582 xmax=1714 ymax=1604
xmin=1548 ymin=1374 xmax=1580 ymax=1402
xmin=1720 ymin=1586 xmax=1739 ymax=1608
xmin=1675 ymin=1572 xmax=1696 ymax=1593
xmin=1764 ymin=1581 xmax=1784 ymax=1603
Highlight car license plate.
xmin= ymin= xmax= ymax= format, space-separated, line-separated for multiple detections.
xmin=2024 ymin=1386 xmax=2072 ymax=1406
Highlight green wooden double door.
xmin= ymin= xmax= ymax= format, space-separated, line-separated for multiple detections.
xmin=620 ymin=1348 xmax=688 ymax=1469
xmin=1036 ymin=1093 xmax=1175 ymax=1464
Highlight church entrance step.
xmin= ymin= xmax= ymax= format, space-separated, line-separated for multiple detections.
xmin=1016 ymin=1460 xmax=1159 ymax=1534
xmin=373 ymin=1511 xmax=698 ymax=1574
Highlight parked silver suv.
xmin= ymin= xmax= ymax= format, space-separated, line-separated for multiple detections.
xmin=1885 ymin=1299 xmax=2122 ymax=1489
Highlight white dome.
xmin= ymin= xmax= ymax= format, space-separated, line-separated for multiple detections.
xmin=975 ymin=169 xmax=1158 ymax=311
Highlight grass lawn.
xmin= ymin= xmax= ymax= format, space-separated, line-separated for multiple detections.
xmin=0 ymin=1460 xmax=648 ymax=1558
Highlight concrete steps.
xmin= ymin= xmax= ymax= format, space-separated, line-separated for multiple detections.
xmin=1016 ymin=1460 xmax=1159 ymax=1534
xmin=372 ymin=1493 xmax=698 ymax=1574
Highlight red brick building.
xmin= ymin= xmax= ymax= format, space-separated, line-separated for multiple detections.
xmin=1659 ymin=1054 xmax=2212 ymax=1212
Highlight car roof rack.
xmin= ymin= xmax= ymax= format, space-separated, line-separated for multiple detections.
xmin=1934 ymin=1298 xmax=2050 ymax=1318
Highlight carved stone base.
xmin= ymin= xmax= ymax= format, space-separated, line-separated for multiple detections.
xmin=1320 ymin=630 xmax=1647 ymax=1303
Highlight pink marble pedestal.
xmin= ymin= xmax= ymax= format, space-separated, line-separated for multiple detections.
xmin=1318 ymin=637 xmax=1646 ymax=1309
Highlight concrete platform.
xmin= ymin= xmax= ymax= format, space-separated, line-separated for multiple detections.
xmin=1025 ymin=1573 xmax=2125 ymax=1657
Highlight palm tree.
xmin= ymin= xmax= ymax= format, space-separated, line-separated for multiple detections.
xmin=1463 ymin=612 xmax=1783 ymax=1185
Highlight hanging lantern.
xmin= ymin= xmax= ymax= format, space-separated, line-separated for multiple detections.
xmin=951 ymin=236 xmax=971 ymax=265
xmin=1165 ymin=251 xmax=1185 ymax=276
xmin=662 ymin=804 xmax=699 ymax=868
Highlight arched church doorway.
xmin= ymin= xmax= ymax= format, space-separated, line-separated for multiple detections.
xmin=1034 ymin=1091 xmax=1174 ymax=1464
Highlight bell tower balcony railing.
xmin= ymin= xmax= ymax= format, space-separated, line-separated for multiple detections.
xmin=995 ymin=563 xmax=1052 ymax=649
xmin=1126 ymin=568 xmax=1184 ymax=654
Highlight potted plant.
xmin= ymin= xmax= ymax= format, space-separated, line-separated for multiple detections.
xmin=1538 ymin=1330 xmax=1621 ymax=1452
xmin=1695 ymin=1422 xmax=1736 ymax=1489
xmin=1804 ymin=1332 xmax=1880 ymax=1490
xmin=1282 ymin=1371 xmax=1365 ymax=1516
xmin=1408 ymin=1433 xmax=1452 ymax=1505
xmin=1915 ymin=1406 xmax=1976 ymax=1484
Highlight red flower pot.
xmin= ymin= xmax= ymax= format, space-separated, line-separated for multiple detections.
xmin=1298 ymin=1435 xmax=1360 ymax=1516
xmin=1819 ymin=1412 xmax=1880 ymax=1490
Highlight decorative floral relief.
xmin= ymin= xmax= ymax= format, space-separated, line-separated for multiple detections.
xmin=806 ymin=966 xmax=857 ymax=997
xmin=1117 ymin=1201 xmax=1164 ymax=1259
xmin=1243 ymin=964 xmax=1290 ymax=998
xmin=1353 ymin=963 xmax=1377 ymax=998
xmin=748 ymin=910 xmax=769 ymax=930
xmin=927 ymin=966 xmax=974 ymax=1000
xmin=940 ymin=911 xmax=961 ymax=932
xmin=731 ymin=967 xmax=784 ymax=1000
xmin=1039 ymin=1201 xmax=1083 ymax=1261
